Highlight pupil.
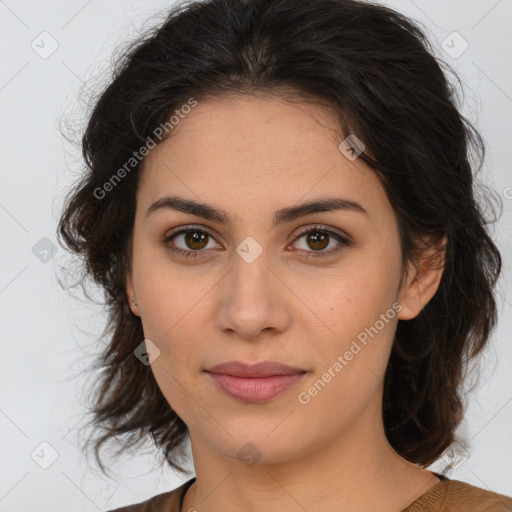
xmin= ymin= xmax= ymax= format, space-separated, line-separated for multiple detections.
xmin=308 ymin=232 xmax=328 ymax=250
xmin=186 ymin=231 xmax=207 ymax=249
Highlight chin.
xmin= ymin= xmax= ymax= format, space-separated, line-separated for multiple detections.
xmin=204 ymin=420 xmax=310 ymax=467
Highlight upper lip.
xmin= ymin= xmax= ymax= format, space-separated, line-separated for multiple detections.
xmin=205 ymin=361 xmax=306 ymax=378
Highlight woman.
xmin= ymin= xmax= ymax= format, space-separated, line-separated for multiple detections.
xmin=57 ymin=0 xmax=512 ymax=510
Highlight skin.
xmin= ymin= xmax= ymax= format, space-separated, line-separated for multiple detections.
xmin=125 ymin=93 xmax=446 ymax=512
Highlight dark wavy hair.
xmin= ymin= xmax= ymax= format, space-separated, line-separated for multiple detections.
xmin=57 ymin=0 xmax=503 ymax=478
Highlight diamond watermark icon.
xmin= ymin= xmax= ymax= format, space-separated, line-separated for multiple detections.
xmin=236 ymin=442 xmax=262 ymax=467
xmin=32 ymin=237 xmax=58 ymax=263
xmin=31 ymin=441 xmax=59 ymax=469
xmin=338 ymin=134 xmax=365 ymax=161
xmin=439 ymin=441 xmax=469 ymax=473
xmin=134 ymin=339 xmax=161 ymax=366
xmin=441 ymin=31 xmax=469 ymax=59
xmin=236 ymin=236 xmax=263 ymax=263
xmin=31 ymin=31 xmax=59 ymax=59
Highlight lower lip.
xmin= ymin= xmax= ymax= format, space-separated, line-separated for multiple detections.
xmin=206 ymin=372 xmax=306 ymax=403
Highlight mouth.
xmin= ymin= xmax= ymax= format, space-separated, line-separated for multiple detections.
xmin=204 ymin=360 xmax=307 ymax=403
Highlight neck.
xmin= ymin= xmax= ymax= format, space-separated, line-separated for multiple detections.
xmin=181 ymin=395 xmax=439 ymax=512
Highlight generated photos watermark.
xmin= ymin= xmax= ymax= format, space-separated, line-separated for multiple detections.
xmin=93 ymin=97 xmax=198 ymax=200
xmin=297 ymin=301 xmax=403 ymax=405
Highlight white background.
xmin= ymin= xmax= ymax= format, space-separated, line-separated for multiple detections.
xmin=0 ymin=0 xmax=511 ymax=510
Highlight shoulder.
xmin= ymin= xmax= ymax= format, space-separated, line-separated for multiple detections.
xmin=441 ymin=479 xmax=512 ymax=511
xmin=105 ymin=478 xmax=195 ymax=512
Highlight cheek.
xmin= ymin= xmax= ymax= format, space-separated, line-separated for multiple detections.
xmin=144 ymin=319 xmax=207 ymax=425
xmin=134 ymin=252 xmax=214 ymax=340
xmin=317 ymin=261 xmax=399 ymax=339
xmin=304 ymin=250 xmax=401 ymax=400
xmin=297 ymin=315 xmax=396 ymax=431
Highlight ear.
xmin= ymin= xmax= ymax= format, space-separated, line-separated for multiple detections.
xmin=125 ymin=271 xmax=140 ymax=317
xmin=397 ymin=235 xmax=447 ymax=320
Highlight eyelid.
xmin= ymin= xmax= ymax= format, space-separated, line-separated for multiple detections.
xmin=164 ymin=223 xmax=223 ymax=243
xmin=164 ymin=223 xmax=350 ymax=242
xmin=162 ymin=223 xmax=352 ymax=258
xmin=163 ymin=224 xmax=223 ymax=250
xmin=292 ymin=223 xmax=351 ymax=243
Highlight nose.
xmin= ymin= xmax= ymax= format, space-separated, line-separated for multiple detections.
xmin=214 ymin=249 xmax=291 ymax=341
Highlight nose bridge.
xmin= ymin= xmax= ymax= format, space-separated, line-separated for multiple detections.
xmin=215 ymin=237 xmax=290 ymax=338
xmin=229 ymin=241 xmax=275 ymax=309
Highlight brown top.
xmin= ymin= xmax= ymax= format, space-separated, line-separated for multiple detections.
xmin=107 ymin=473 xmax=512 ymax=512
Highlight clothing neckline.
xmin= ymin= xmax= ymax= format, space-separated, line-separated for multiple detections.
xmin=400 ymin=472 xmax=449 ymax=511
xmin=178 ymin=472 xmax=448 ymax=511
xmin=179 ymin=477 xmax=196 ymax=510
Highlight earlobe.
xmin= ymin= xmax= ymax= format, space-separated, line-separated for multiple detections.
xmin=397 ymin=235 xmax=447 ymax=321
xmin=125 ymin=273 xmax=140 ymax=316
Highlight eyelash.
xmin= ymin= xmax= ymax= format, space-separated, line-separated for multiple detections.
xmin=162 ymin=224 xmax=351 ymax=260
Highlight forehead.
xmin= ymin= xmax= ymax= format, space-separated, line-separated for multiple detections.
xmin=137 ymin=94 xmax=393 ymax=228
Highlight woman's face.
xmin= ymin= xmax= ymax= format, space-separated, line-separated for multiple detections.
xmin=126 ymin=93 xmax=424 ymax=466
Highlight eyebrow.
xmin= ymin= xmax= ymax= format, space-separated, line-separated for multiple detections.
xmin=145 ymin=195 xmax=369 ymax=226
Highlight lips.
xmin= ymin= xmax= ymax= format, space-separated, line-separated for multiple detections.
xmin=205 ymin=361 xmax=307 ymax=403
xmin=206 ymin=360 xmax=305 ymax=378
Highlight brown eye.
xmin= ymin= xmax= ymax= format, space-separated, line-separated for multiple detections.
xmin=291 ymin=225 xmax=352 ymax=259
xmin=304 ymin=231 xmax=329 ymax=251
xmin=163 ymin=227 xmax=222 ymax=259
xmin=162 ymin=224 xmax=351 ymax=261
xmin=183 ymin=230 xmax=209 ymax=250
